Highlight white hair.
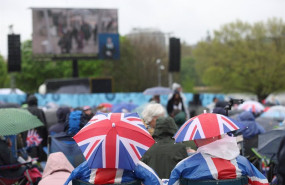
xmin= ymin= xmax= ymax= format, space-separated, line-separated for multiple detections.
xmin=141 ymin=103 xmax=166 ymax=124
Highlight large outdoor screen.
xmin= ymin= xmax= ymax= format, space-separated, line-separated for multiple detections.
xmin=32 ymin=8 xmax=118 ymax=56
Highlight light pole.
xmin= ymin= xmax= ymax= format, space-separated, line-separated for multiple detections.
xmin=156 ymin=59 xmax=165 ymax=86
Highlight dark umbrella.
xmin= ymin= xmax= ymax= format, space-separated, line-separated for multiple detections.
xmin=255 ymin=117 xmax=281 ymax=132
xmin=258 ymin=128 xmax=285 ymax=162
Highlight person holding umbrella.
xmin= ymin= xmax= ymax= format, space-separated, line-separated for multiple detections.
xmin=64 ymin=112 xmax=163 ymax=185
xmin=168 ymin=113 xmax=269 ymax=185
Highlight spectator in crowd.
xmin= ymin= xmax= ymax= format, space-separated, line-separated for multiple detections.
xmin=168 ymin=134 xmax=269 ymax=185
xmin=141 ymin=117 xmax=188 ymax=179
xmin=141 ymin=103 xmax=166 ymax=135
xmin=24 ymin=95 xmax=48 ymax=162
xmin=167 ymin=90 xmax=186 ymax=117
xmin=48 ymin=107 xmax=70 ymax=135
xmin=39 ymin=152 xmax=74 ymax=185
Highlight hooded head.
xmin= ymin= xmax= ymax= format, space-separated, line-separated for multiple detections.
xmin=172 ymin=83 xmax=181 ymax=91
xmin=237 ymin=111 xmax=255 ymax=121
xmin=56 ymin=107 xmax=71 ymax=123
xmin=152 ymin=116 xmax=178 ymax=140
xmin=27 ymin=95 xmax=38 ymax=106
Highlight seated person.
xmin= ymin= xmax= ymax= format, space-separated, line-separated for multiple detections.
xmin=168 ymin=134 xmax=269 ymax=185
xmin=141 ymin=117 xmax=188 ymax=179
xmin=49 ymin=107 xmax=70 ymax=135
xmin=39 ymin=152 xmax=74 ymax=185
xmin=0 ymin=136 xmax=26 ymax=178
xmin=141 ymin=103 xmax=166 ymax=135
xmin=64 ymin=160 xmax=162 ymax=185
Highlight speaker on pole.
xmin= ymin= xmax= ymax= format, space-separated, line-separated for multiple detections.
xmin=168 ymin=37 xmax=181 ymax=72
xmin=8 ymin=34 xmax=21 ymax=72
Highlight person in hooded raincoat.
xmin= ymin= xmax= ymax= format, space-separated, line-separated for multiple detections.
xmin=168 ymin=134 xmax=269 ymax=185
xmin=141 ymin=117 xmax=188 ymax=179
xmin=39 ymin=152 xmax=74 ymax=185
xmin=48 ymin=107 xmax=70 ymax=135
xmin=236 ymin=111 xmax=265 ymax=139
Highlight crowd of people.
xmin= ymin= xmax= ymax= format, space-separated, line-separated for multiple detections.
xmin=1 ymin=82 xmax=285 ymax=185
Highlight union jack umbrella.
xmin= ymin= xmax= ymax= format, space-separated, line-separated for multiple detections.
xmin=238 ymin=100 xmax=265 ymax=113
xmin=73 ymin=112 xmax=155 ymax=171
xmin=174 ymin=113 xmax=245 ymax=142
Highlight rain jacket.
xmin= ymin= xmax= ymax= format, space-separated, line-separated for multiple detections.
xmin=24 ymin=95 xmax=48 ymax=161
xmin=48 ymin=107 xmax=70 ymax=135
xmin=168 ymin=135 xmax=269 ymax=185
xmin=39 ymin=152 xmax=74 ymax=185
xmin=64 ymin=161 xmax=163 ymax=185
xmin=236 ymin=111 xmax=265 ymax=139
xmin=141 ymin=117 xmax=188 ymax=179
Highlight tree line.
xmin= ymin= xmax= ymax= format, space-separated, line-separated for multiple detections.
xmin=0 ymin=18 xmax=285 ymax=100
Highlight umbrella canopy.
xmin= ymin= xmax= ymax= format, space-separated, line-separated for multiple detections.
xmin=260 ymin=105 xmax=285 ymax=121
xmin=255 ymin=117 xmax=281 ymax=132
xmin=0 ymin=108 xmax=44 ymax=136
xmin=238 ymin=100 xmax=265 ymax=113
xmin=258 ymin=128 xmax=285 ymax=162
xmin=143 ymin=86 xmax=172 ymax=95
xmin=73 ymin=112 xmax=155 ymax=170
xmin=112 ymin=103 xmax=138 ymax=113
xmin=174 ymin=113 xmax=245 ymax=142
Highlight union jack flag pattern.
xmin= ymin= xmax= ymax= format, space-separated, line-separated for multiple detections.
xmin=168 ymin=153 xmax=269 ymax=185
xmin=73 ymin=112 xmax=155 ymax=171
xmin=64 ymin=161 xmax=163 ymax=185
xmin=26 ymin=129 xmax=42 ymax=147
xmin=174 ymin=113 xmax=245 ymax=142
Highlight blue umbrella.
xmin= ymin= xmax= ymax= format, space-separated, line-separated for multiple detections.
xmin=112 ymin=103 xmax=138 ymax=113
xmin=143 ymin=86 xmax=172 ymax=95
xmin=260 ymin=105 xmax=285 ymax=121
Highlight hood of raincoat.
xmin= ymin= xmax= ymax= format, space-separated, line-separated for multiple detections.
xmin=27 ymin=95 xmax=38 ymax=106
xmin=152 ymin=117 xmax=178 ymax=140
xmin=236 ymin=111 xmax=265 ymax=139
xmin=41 ymin=152 xmax=74 ymax=179
xmin=56 ymin=107 xmax=70 ymax=123
xmin=197 ymin=135 xmax=240 ymax=160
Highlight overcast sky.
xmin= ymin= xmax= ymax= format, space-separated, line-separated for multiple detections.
xmin=1 ymin=0 xmax=285 ymax=58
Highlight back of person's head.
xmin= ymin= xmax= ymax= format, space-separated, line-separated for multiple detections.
xmin=56 ymin=107 xmax=71 ymax=123
xmin=215 ymin=101 xmax=228 ymax=108
xmin=27 ymin=95 xmax=38 ymax=106
xmin=237 ymin=111 xmax=255 ymax=121
xmin=173 ymin=111 xmax=186 ymax=127
xmin=212 ymin=107 xmax=226 ymax=115
xmin=141 ymin=103 xmax=165 ymax=124
xmin=152 ymin=117 xmax=178 ymax=139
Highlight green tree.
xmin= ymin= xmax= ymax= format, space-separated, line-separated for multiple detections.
xmin=193 ymin=18 xmax=285 ymax=100
xmin=0 ymin=55 xmax=10 ymax=87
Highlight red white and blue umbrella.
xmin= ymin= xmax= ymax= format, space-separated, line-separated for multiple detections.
xmin=73 ymin=112 xmax=155 ymax=170
xmin=174 ymin=113 xmax=245 ymax=142
xmin=238 ymin=100 xmax=265 ymax=113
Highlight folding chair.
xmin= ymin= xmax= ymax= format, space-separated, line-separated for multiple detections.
xmin=0 ymin=163 xmax=27 ymax=185
xmin=72 ymin=179 xmax=141 ymax=185
xmin=180 ymin=176 xmax=248 ymax=185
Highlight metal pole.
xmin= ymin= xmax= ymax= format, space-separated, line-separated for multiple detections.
xmin=156 ymin=59 xmax=161 ymax=86
xmin=72 ymin=59 xmax=79 ymax=77
xmin=168 ymin=72 xmax=173 ymax=88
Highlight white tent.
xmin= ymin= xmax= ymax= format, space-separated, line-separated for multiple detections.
xmin=0 ymin=88 xmax=25 ymax=95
